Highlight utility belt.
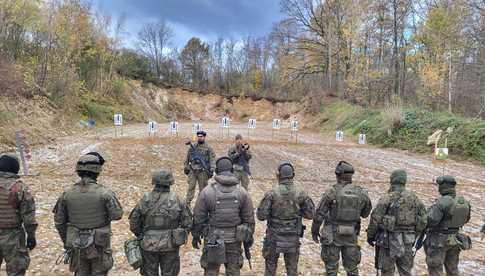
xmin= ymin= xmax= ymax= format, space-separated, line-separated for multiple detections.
xmin=381 ymin=215 xmax=416 ymax=232
xmin=66 ymin=224 xmax=111 ymax=259
xmin=428 ymin=228 xmax=459 ymax=235
xmin=269 ymin=218 xmax=300 ymax=236
xmin=328 ymin=220 xmax=359 ymax=236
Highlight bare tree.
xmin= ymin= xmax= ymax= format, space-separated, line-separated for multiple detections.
xmin=137 ymin=20 xmax=173 ymax=80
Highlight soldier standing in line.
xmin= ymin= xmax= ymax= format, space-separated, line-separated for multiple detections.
xmin=129 ymin=170 xmax=192 ymax=276
xmin=0 ymin=154 xmax=37 ymax=276
xmin=192 ymin=157 xmax=255 ymax=276
xmin=184 ymin=131 xmax=216 ymax=206
xmin=228 ymin=134 xmax=252 ymax=190
xmin=367 ymin=170 xmax=427 ymax=276
xmin=424 ymin=176 xmax=471 ymax=276
xmin=257 ymin=163 xmax=315 ymax=276
xmin=311 ymin=161 xmax=372 ymax=276
xmin=53 ymin=152 xmax=123 ymax=276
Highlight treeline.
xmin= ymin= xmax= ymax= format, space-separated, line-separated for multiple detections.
xmin=2 ymin=0 xmax=485 ymax=118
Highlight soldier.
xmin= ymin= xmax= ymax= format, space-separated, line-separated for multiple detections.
xmin=184 ymin=131 xmax=216 ymax=206
xmin=311 ymin=161 xmax=372 ymax=276
xmin=257 ymin=163 xmax=315 ymax=276
xmin=0 ymin=154 xmax=37 ymax=276
xmin=129 ymin=170 xmax=192 ymax=276
xmin=53 ymin=152 xmax=123 ymax=276
xmin=424 ymin=176 xmax=471 ymax=276
xmin=228 ymin=134 xmax=252 ymax=190
xmin=367 ymin=170 xmax=427 ymax=276
xmin=192 ymin=157 xmax=255 ymax=276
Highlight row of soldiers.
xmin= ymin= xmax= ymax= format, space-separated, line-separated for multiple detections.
xmin=0 ymin=131 xmax=482 ymax=276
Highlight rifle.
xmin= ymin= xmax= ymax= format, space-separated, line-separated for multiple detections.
xmin=243 ymin=240 xmax=253 ymax=270
xmin=413 ymin=231 xmax=426 ymax=256
xmin=185 ymin=142 xmax=211 ymax=173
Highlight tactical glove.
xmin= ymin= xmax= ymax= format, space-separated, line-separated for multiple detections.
xmin=184 ymin=167 xmax=190 ymax=175
xmin=311 ymin=223 xmax=320 ymax=243
xmin=208 ymin=169 xmax=214 ymax=178
xmin=192 ymin=236 xmax=201 ymax=249
xmin=26 ymin=232 xmax=37 ymax=250
xmin=367 ymin=236 xmax=376 ymax=247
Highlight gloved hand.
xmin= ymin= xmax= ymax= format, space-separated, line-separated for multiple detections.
xmin=26 ymin=232 xmax=37 ymax=250
xmin=208 ymin=169 xmax=214 ymax=178
xmin=192 ymin=236 xmax=201 ymax=249
xmin=311 ymin=223 xmax=320 ymax=243
xmin=367 ymin=236 xmax=376 ymax=247
xmin=184 ymin=167 xmax=190 ymax=175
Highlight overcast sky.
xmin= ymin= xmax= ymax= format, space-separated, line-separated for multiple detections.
xmin=91 ymin=0 xmax=284 ymax=48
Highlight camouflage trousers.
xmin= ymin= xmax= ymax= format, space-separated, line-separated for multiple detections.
xmin=262 ymin=243 xmax=299 ymax=276
xmin=186 ymin=171 xmax=209 ymax=205
xmin=424 ymin=240 xmax=460 ymax=276
xmin=234 ymin=170 xmax=250 ymax=190
xmin=201 ymin=242 xmax=243 ymax=276
xmin=70 ymin=247 xmax=113 ymax=276
xmin=321 ymin=244 xmax=361 ymax=276
xmin=141 ymin=249 xmax=180 ymax=276
xmin=0 ymin=229 xmax=30 ymax=276
xmin=378 ymin=243 xmax=414 ymax=276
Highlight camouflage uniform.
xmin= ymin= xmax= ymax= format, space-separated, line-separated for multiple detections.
xmin=227 ymin=143 xmax=251 ymax=190
xmin=424 ymin=176 xmax=471 ymax=276
xmin=311 ymin=161 xmax=372 ymax=276
xmin=129 ymin=171 xmax=192 ymax=276
xmin=257 ymin=163 xmax=315 ymax=276
xmin=192 ymin=157 xmax=255 ymax=276
xmin=184 ymin=142 xmax=216 ymax=206
xmin=367 ymin=170 xmax=427 ymax=276
xmin=53 ymin=154 xmax=123 ymax=276
xmin=0 ymin=154 xmax=37 ymax=276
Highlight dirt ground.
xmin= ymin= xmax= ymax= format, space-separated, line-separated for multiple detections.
xmin=9 ymin=121 xmax=485 ymax=276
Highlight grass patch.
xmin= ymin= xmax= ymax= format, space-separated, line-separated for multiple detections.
xmin=319 ymin=101 xmax=485 ymax=164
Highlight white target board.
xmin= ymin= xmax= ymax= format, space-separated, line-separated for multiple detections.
xmin=169 ymin=121 xmax=179 ymax=133
xmin=435 ymin=148 xmax=449 ymax=160
xmin=336 ymin=131 xmax=344 ymax=142
xmin=248 ymin=119 xmax=257 ymax=129
xmin=192 ymin=123 xmax=203 ymax=133
xmin=114 ymin=114 xmax=123 ymax=126
xmin=221 ymin=117 xmax=230 ymax=128
xmin=291 ymin=120 xmax=299 ymax=131
xmin=148 ymin=121 xmax=157 ymax=133
xmin=272 ymin=119 xmax=281 ymax=130
xmin=359 ymin=134 xmax=366 ymax=145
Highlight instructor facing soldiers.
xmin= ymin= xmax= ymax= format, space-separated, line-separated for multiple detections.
xmin=228 ymin=134 xmax=252 ymax=190
xmin=129 ymin=170 xmax=192 ymax=276
xmin=311 ymin=161 xmax=372 ymax=276
xmin=53 ymin=152 xmax=123 ymax=276
xmin=257 ymin=163 xmax=314 ymax=276
xmin=192 ymin=157 xmax=255 ymax=276
xmin=0 ymin=154 xmax=37 ymax=276
xmin=184 ymin=131 xmax=216 ymax=206
xmin=367 ymin=170 xmax=427 ymax=276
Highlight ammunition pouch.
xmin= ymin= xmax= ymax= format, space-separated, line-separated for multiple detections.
xmin=382 ymin=215 xmax=396 ymax=232
xmin=172 ymin=228 xmax=188 ymax=247
xmin=205 ymin=238 xmax=226 ymax=265
xmin=66 ymin=227 xmax=94 ymax=250
xmin=141 ymin=229 xmax=173 ymax=252
xmin=236 ymin=224 xmax=251 ymax=243
xmin=456 ymin=233 xmax=472 ymax=250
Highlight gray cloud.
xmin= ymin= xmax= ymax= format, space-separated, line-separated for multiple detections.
xmin=95 ymin=0 xmax=283 ymax=46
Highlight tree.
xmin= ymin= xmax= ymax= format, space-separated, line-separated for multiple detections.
xmin=137 ymin=20 xmax=173 ymax=80
xmin=180 ymin=37 xmax=209 ymax=89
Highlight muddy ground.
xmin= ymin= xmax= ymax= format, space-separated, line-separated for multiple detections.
xmin=9 ymin=121 xmax=485 ymax=275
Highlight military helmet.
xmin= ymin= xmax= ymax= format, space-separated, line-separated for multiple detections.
xmin=335 ymin=161 xmax=354 ymax=175
xmin=390 ymin=169 xmax=407 ymax=185
xmin=86 ymin=151 xmax=105 ymax=166
xmin=215 ymin=157 xmax=233 ymax=174
xmin=152 ymin=171 xmax=174 ymax=186
xmin=436 ymin=175 xmax=456 ymax=186
xmin=76 ymin=154 xmax=103 ymax=173
xmin=277 ymin=163 xmax=295 ymax=179
xmin=0 ymin=154 xmax=20 ymax=174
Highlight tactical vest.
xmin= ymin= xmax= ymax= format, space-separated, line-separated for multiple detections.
xmin=269 ymin=184 xmax=300 ymax=234
xmin=0 ymin=179 xmax=21 ymax=228
xmin=331 ymin=184 xmax=361 ymax=224
xmin=144 ymin=192 xmax=181 ymax=231
xmin=438 ymin=195 xmax=470 ymax=232
xmin=209 ymin=184 xmax=242 ymax=242
xmin=388 ymin=190 xmax=417 ymax=231
xmin=65 ymin=183 xmax=108 ymax=229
